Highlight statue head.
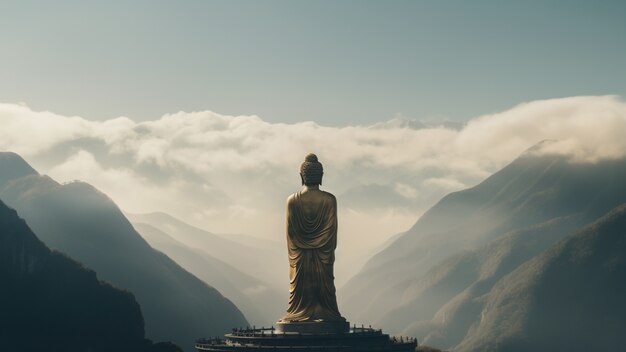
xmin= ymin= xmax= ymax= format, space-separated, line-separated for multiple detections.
xmin=300 ymin=153 xmax=323 ymax=186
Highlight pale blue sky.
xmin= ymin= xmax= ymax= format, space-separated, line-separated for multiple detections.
xmin=1 ymin=0 xmax=624 ymax=125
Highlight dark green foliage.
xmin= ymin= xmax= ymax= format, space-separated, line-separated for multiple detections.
xmin=0 ymin=200 xmax=181 ymax=352
xmin=458 ymin=203 xmax=626 ymax=352
xmin=149 ymin=342 xmax=185 ymax=352
xmin=0 ymin=152 xmax=247 ymax=351
xmin=380 ymin=214 xmax=587 ymax=348
xmin=416 ymin=346 xmax=443 ymax=352
xmin=340 ymin=148 xmax=626 ymax=350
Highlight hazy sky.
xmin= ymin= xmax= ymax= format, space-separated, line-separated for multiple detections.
xmin=1 ymin=1 xmax=625 ymax=282
xmin=1 ymin=1 xmax=625 ymax=124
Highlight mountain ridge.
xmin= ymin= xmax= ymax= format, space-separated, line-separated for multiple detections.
xmin=340 ymin=148 xmax=626 ymax=346
xmin=132 ymin=221 xmax=284 ymax=325
xmin=456 ymin=202 xmax=626 ymax=352
xmin=0 ymin=152 xmax=247 ymax=352
xmin=0 ymin=199 xmax=181 ymax=352
xmin=126 ymin=211 xmax=288 ymax=305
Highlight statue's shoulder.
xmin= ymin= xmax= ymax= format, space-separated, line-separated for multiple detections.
xmin=286 ymin=192 xmax=299 ymax=205
xmin=320 ymin=190 xmax=337 ymax=204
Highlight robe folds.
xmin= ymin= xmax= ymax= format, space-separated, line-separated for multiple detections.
xmin=281 ymin=191 xmax=344 ymax=322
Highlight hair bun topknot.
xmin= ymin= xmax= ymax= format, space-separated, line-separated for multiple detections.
xmin=300 ymin=153 xmax=323 ymax=185
xmin=305 ymin=153 xmax=318 ymax=163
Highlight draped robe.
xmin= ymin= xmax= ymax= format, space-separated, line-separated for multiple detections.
xmin=281 ymin=190 xmax=344 ymax=322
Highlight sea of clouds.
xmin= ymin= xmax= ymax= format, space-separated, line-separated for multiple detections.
xmin=1 ymin=95 xmax=625 ymax=282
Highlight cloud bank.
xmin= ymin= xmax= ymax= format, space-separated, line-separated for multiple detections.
xmin=1 ymin=95 xmax=625 ymax=282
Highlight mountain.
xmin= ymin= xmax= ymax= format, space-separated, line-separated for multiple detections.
xmin=126 ymin=212 xmax=288 ymax=307
xmin=132 ymin=221 xmax=284 ymax=325
xmin=369 ymin=117 xmax=428 ymax=130
xmin=382 ymin=214 xmax=587 ymax=349
xmin=0 ymin=199 xmax=181 ymax=352
xmin=0 ymin=152 xmax=247 ymax=352
xmin=456 ymin=203 xmax=626 ymax=352
xmin=340 ymin=148 xmax=626 ymax=332
xmin=0 ymin=152 xmax=38 ymax=185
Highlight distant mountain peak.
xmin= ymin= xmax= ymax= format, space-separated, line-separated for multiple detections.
xmin=0 ymin=199 xmax=173 ymax=351
xmin=0 ymin=152 xmax=248 ymax=350
xmin=0 ymin=151 xmax=38 ymax=188
xmin=519 ymin=139 xmax=559 ymax=156
xmin=368 ymin=116 xmax=465 ymax=130
xmin=340 ymin=144 xmax=626 ymax=347
xmin=369 ymin=116 xmax=428 ymax=130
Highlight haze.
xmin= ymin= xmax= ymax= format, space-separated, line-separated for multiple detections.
xmin=2 ymin=0 xmax=626 ymax=281
xmin=2 ymin=95 xmax=626 ymax=283
xmin=1 ymin=1 xmax=625 ymax=124
xmin=2 ymin=3 xmax=626 ymax=351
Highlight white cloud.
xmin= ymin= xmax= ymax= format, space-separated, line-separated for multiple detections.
xmin=455 ymin=96 xmax=626 ymax=164
xmin=1 ymin=95 xmax=625 ymax=280
xmin=394 ymin=183 xmax=419 ymax=199
xmin=423 ymin=177 xmax=467 ymax=192
xmin=0 ymin=103 xmax=92 ymax=155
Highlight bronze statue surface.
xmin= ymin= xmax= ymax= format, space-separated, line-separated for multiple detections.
xmin=280 ymin=154 xmax=345 ymax=323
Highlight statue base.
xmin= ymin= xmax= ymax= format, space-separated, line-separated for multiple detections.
xmin=275 ymin=320 xmax=350 ymax=334
xmin=195 ymin=325 xmax=417 ymax=352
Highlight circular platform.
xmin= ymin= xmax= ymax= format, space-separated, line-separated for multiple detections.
xmin=275 ymin=320 xmax=350 ymax=334
xmin=196 ymin=326 xmax=417 ymax=352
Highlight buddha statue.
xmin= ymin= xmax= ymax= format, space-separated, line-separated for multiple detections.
xmin=278 ymin=154 xmax=347 ymax=332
